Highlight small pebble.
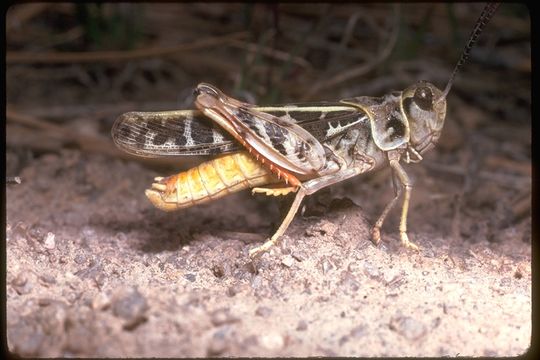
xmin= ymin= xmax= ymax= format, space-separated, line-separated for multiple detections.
xmin=92 ymin=292 xmax=111 ymax=310
xmin=12 ymin=272 xmax=27 ymax=287
xmin=111 ymin=287 xmax=148 ymax=330
xmin=226 ymin=284 xmax=240 ymax=297
xmin=12 ymin=272 xmax=32 ymax=295
xmin=74 ymin=253 xmax=87 ymax=265
xmin=255 ymin=306 xmax=273 ymax=318
xmin=321 ymin=258 xmax=333 ymax=274
xmin=38 ymin=274 xmax=56 ymax=285
xmin=37 ymin=298 xmax=53 ymax=306
xmin=43 ymin=232 xmax=56 ymax=249
xmin=499 ymin=277 xmax=512 ymax=287
xmin=27 ymin=225 xmax=44 ymax=241
xmin=281 ymin=255 xmax=295 ymax=268
xmin=291 ymin=251 xmax=307 ymax=262
xmin=296 ymin=320 xmax=307 ymax=331
xmin=207 ymin=334 xmax=228 ymax=356
xmin=362 ymin=261 xmax=382 ymax=280
xmin=211 ymin=264 xmax=225 ymax=278
xmin=389 ymin=315 xmax=427 ymax=341
xmin=210 ymin=308 xmax=239 ymax=326
xmin=339 ymin=335 xmax=349 ymax=346
xmin=317 ymin=220 xmax=338 ymax=236
xmin=339 ymin=271 xmax=360 ymax=292
xmin=383 ymin=269 xmax=399 ymax=284
xmin=350 ymin=324 xmax=367 ymax=338
xmin=9 ymin=321 xmax=46 ymax=356
xmin=260 ymin=332 xmax=285 ymax=351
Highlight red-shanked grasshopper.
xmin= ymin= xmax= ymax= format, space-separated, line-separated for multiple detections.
xmin=112 ymin=4 xmax=499 ymax=258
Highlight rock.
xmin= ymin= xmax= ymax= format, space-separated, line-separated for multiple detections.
xmin=320 ymin=257 xmax=334 ymax=275
xmin=91 ymin=292 xmax=111 ymax=311
xmin=255 ymin=306 xmax=273 ymax=318
xmin=111 ymin=287 xmax=148 ymax=330
xmin=339 ymin=271 xmax=360 ymax=292
xmin=350 ymin=324 xmax=367 ymax=338
xmin=210 ymin=308 xmax=239 ymax=326
xmin=12 ymin=271 xmax=32 ymax=295
xmin=296 ymin=320 xmax=307 ymax=331
xmin=281 ymin=255 xmax=295 ymax=268
xmin=389 ymin=315 xmax=427 ymax=341
xmin=362 ymin=261 xmax=382 ymax=281
xmin=260 ymin=332 xmax=285 ymax=351
xmin=43 ymin=232 xmax=56 ymax=250
xmin=38 ymin=274 xmax=56 ymax=286
xmin=291 ymin=251 xmax=307 ymax=262
xmin=8 ymin=319 xmax=46 ymax=356
xmin=207 ymin=332 xmax=228 ymax=356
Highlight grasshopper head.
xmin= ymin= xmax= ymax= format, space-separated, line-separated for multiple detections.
xmin=401 ymin=81 xmax=446 ymax=155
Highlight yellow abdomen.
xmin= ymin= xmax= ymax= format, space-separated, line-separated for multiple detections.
xmin=145 ymin=151 xmax=277 ymax=211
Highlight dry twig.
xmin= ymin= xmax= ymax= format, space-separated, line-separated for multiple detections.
xmin=301 ymin=5 xmax=400 ymax=100
xmin=7 ymin=3 xmax=51 ymax=30
xmin=6 ymin=106 xmax=194 ymax=168
xmin=7 ymin=106 xmax=118 ymax=155
xmin=229 ymin=40 xmax=311 ymax=69
xmin=7 ymin=32 xmax=248 ymax=64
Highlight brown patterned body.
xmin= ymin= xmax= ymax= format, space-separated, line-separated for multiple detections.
xmin=145 ymin=151 xmax=278 ymax=211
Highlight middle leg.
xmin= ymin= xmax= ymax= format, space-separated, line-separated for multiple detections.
xmin=249 ymin=167 xmax=363 ymax=258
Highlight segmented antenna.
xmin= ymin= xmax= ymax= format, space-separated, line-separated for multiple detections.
xmin=441 ymin=3 xmax=500 ymax=99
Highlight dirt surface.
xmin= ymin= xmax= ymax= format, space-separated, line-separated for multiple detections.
xmin=5 ymin=150 xmax=532 ymax=357
xmin=6 ymin=3 xmax=531 ymax=357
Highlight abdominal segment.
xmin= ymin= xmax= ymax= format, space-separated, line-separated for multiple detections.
xmin=145 ymin=151 xmax=278 ymax=211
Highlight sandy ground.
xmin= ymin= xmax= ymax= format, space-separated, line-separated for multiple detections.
xmin=6 ymin=3 xmax=531 ymax=357
xmin=6 ymin=149 xmax=531 ymax=357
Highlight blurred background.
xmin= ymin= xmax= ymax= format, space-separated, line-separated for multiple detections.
xmin=6 ymin=3 xmax=530 ymax=242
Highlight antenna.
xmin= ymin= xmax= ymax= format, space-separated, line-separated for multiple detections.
xmin=440 ymin=3 xmax=500 ymax=99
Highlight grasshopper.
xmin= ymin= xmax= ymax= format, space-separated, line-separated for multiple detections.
xmin=112 ymin=3 xmax=499 ymax=258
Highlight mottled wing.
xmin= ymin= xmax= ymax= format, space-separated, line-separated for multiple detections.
xmin=195 ymin=83 xmax=370 ymax=175
xmin=112 ymin=104 xmax=370 ymax=159
xmin=111 ymin=110 xmax=238 ymax=157
xmin=258 ymin=103 xmax=369 ymax=143
xmin=229 ymin=104 xmax=369 ymax=174
xmin=227 ymin=105 xmax=329 ymax=175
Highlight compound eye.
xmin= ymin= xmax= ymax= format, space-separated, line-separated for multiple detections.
xmin=413 ymin=86 xmax=433 ymax=111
